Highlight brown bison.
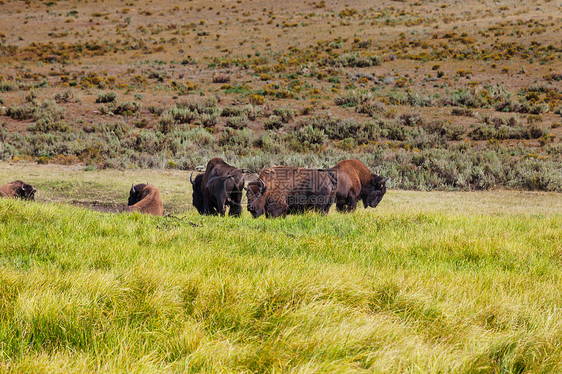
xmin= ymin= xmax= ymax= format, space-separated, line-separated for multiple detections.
xmin=331 ymin=159 xmax=388 ymax=212
xmin=190 ymin=158 xmax=244 ymax=216
xmin=245 ymin=166 xmax=337 ymax=218
xmin=125 ymin=183 xmax=164 ymax=216
xmin=0 ymin=180 xmax=36 ymax=200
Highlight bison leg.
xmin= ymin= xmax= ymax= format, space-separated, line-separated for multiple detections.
xmin=319 ymin=203 xmax=332 ymax=214
xmin=346 ymin=195 xmax=358 ymax=212
xmin=336 ymin=198 xmax=348 ymax=212
xmin=228 ymin=194 xmax=243 ymax=217
xmin=203 ymin=195 xmax=212 ymax=215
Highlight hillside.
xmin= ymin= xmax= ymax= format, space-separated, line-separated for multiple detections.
xmin=0 ymin=0 xmax=560 ymax=190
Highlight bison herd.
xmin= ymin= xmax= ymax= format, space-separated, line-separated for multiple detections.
xmin=0 ymin=158 xmax=388 ymax=218
xmin=190 ymin=158 xmax=388 ymax=218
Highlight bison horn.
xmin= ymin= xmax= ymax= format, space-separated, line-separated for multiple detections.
xmin=190 ymin=172 xmax=195 ymax=185
xmin=130 ymin=184 xmax=135 ymax=193
xmin=258 ymin=179 xmax=265 ymax=190
xmin=381 ymin=177 xmax=389 ymax=185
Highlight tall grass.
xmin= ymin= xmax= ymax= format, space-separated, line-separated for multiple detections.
xmin=0 ymin=196 xmax=560 ymax=372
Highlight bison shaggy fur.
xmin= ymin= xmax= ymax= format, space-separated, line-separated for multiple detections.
xmin=246 ymin=166 xmax=337 ymax=218
xmin=125 ymin=183 xmax=164 ymax=216
xmin=191 ymin=158 xmax=244 ymax=217
xmin=0 ymin=180 xmax=36 ymax=200
xmin=331 ymin=159 xmax=388 ymax=212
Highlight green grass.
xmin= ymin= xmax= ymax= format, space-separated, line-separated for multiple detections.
xmin=0 ymin=187 xmax=561 ymax=372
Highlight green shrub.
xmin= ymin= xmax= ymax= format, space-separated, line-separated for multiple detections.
xmin=334 ymin=91 xmax=372 ymax=107
xmin=217 ymin=128 xmax=253 ymax=153
xmin=221 ymin=107 xmax=244 ymax=117
xmin=156 ymin=113 xmax=175 ymax=134
xmin=113 ymin=101 xmax=141 ymax=116
xmin=263 ymin=115 xmax=283 ymax=130
xmin=96 ymin=92 xmax=117 ymax=103
xmin=451 ymin=108 xmax=474 ymax=117
xmin=356 ymin=101 xmax=385 ymax=117
xmin=399 ymin=112 xmax=424 ymax=127
xmin=166 ymin=106 xmax=197 ymax=124
xmin=288 ymin=125 xmax=327 ymax=152
xmin=6 ymin=100 xmax=65 ymax=123
xmin=322 ymin=53 xmax=382 ymax=67
xmin=225 ymin=115 xmax=249 ymax=129
xmin=272 ymin=108 xmax=294 ymax=123
xmin=0 ymin=80 xmax=18 ymax=92
xmin=198 ymin=113 xmax=218 ymax=127
xmin=28 ymin=120 xmax=70 ymax=133
xmin=54 ymin=90 xmax=74 ymax=103
xmin=147 ymin=105 xmax=164 ymax=116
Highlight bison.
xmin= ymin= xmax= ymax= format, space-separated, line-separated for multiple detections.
xmin=190 ymin=158 xmax=244 ymax=216
xmin=0 ymin=180 xmax=36 ymax=200
xmin=125 ymin=183 xmax=164 ymax=216
xmin=245 ymin=166 xmax=337 ymax=218
xmin=331 ymin=159 xmax=388 ymax=212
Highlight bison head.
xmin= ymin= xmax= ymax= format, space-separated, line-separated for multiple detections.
xmin=361 ymin=176 xmax=388 ymax=208
xmin=245 ymin=179 xmax=267 ymax=218
xmin=128 ymin=183 xmax=147 ymax=206
xmin=14 ymin=181 xmax=36 ymax=200
xmin=190 ymin=172 xmax=205 ymax=214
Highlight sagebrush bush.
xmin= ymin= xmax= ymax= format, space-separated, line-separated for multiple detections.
xmin=212 ymin=73 xmax=230 ymax=83
xmin=225 ymin=115 xmax=248 ymax=129
xmin=356 ymin=101 xmax=386 ymax=117
xmin=113 ymin=101 xmax=141 ymax=116
xmin=156 ymin=113 xmax=175 ymax=134
xmin=54 ymin=90 xmax=74 ymax=103
xmin=322 ymin=53 xmax=382 ymax=67
xmin=221 ymin=106 xmax=244 ymax=117
xmin=451 ymin=108 xmax=474 ymax=117
xmin=166 ymin=106 xmax=197 ymax=124
xmin=263 ymin=115 xmax=283 ymax=130
xmin=288 ymin=125 xmax=327 ymax=152
xmin=96 ymin=92 xmax=117 ymax=103
xmin=6 ymin=100 xmax=65 ymax=123
xmin=28 ymin=120 xmax=70 ymax=133
xmin=399 ymin=112 xmax=424 ymax=127
xmin=217 ymin=128 xmax=253 ymax=154
xmin=272 ymin=108 xmax=294 ymax=123
xmin=334 ymin=91 xmax=372 ymax=107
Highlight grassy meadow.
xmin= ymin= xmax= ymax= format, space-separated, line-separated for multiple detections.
xmin=1 ymin=164 xmax=561 ymax=372
xmin=1 ymin=0 xmax=561 ymax=370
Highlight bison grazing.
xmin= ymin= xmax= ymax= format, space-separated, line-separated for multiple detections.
xmin=0 ymin=180 xmax=36 ymax=200
xmin=190 ymin=173 xmax=205 ymax=214
xmin=125 ymin=183 xmax=164 ymax=216
xmin=245 ymin=167 xmax=337 ymax=218
xmin=331 ymin=159 xmax=388 ymax=212
xmin=190 ymin=158 xmax=244 ymax=216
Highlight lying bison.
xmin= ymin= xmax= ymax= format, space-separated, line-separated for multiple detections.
xmin=245 ymin=167 xmax=337 ymax=218
xmin=0 ymin=180 xmax=36 ymax=200
xmin=190 ymin=158 xmax=244 ymax=216
xmin=125 ymin=183 xmax=164 ymax=216
xmin=331 ymin=159 xmax=388 ymax=212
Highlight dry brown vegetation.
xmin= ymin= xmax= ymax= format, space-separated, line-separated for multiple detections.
xmin=0 ymin=0 xmax=560 ymax=190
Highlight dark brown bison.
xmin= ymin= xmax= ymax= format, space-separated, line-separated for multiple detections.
xmin=125 ymin=183 xmax=164 ymax=216
xmin=0 ymin=180 xmax=36 ymax=200
xmin=245 ymin=167 xmax=337 ymax=218
xmin=190 ymin=158 xmax=244 ymax=216
xmin=331 ymin=159 xmax=388 ymax=212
